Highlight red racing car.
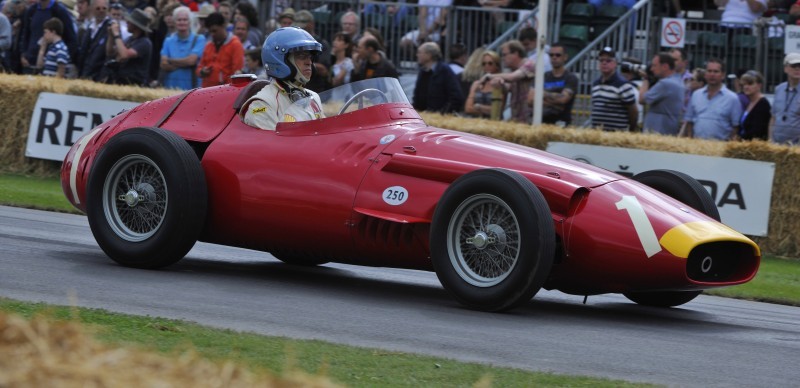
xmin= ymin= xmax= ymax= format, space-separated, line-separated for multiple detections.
xmin=61 ymin=77 xmax=760 ymax=311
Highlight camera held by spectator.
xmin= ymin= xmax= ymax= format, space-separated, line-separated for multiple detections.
xmin=621 ymin=59 xmax=655 ymax=84
xmin=620 ymin=61 xmax=647 ymax=74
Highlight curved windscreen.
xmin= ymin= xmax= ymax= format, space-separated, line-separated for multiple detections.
xmin=315 ymin=77 xmax=410 ymax=117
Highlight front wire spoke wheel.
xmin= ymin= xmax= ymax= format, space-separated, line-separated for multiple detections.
xmin=431 ymin=168 xmax=555 ymax=311
xmin=449 ymin=194 xmax=520 ymax=287
xmin=104 ymin=154 xmax=168 ymax=242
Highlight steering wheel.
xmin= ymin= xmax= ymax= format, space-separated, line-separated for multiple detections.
xmin=338 ymin=88 xmax=389 ymax=115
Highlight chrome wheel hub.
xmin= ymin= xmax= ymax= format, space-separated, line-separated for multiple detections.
xmin=447 ymin=194 xmax=521 ymax=288
xmin=103 ymin=154 xmax=168 ymax=242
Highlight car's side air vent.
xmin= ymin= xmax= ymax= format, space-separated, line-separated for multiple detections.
xmin=407 ymin=130 xmax=461 ymax=144
xmin=331 ymin=141 xmax=377 ymax=166
xmin=355 ymin=215 xmax=417 ymax=248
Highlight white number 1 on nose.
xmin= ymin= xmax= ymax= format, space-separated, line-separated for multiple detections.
xmin=616 ymin=195 xmax=662 ymax=258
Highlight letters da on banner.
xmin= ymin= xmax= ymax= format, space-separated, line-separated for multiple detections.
xmin=26 ymin=93 xmax=139 ymax=162
xmin=546 ymin=142 xmax=775 ymax=237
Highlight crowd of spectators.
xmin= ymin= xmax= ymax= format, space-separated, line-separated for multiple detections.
xmin=583 ymin=44 xmax=800 ymax=145
xmin=0 ymin=0 xmax=795 ymax=144
xmin=0 ymin=0 xmax=536 ymax=107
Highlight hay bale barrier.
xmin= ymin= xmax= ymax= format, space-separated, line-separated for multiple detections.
xmin=1 ymin=73 xmax=798 ymax=257
xmin=0 ymin=311 xmax=340 ymax=387
xmin=0 ymin=74 xmax=177 ymax=176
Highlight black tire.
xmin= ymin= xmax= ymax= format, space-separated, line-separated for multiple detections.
xmin=86 ymin=127 xmax=207 ymax=269
xmin=631 ymin=169 xmax=720 ymax=221
xmin=430 ymin=169 xmax=555 ymax=312
xmin=623 ymin=169 xmax=714 ymax=307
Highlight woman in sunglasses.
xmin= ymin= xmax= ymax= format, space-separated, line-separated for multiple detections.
xmin=464 ymin=50 xmax=506 ymax=119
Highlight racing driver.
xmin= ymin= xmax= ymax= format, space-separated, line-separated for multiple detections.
xmin=241 ymin=27 xmax=324 ymax=130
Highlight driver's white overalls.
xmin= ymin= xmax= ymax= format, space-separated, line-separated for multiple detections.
xmin=240 ymin=81 xmax=324 ymax=130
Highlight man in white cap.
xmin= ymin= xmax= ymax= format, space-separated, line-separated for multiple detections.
xmin=769 ymin=52 xmax=800 ymax=145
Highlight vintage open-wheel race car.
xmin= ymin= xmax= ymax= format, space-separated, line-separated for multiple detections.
xmin=61 ymin=76 xmax=760 ymax=312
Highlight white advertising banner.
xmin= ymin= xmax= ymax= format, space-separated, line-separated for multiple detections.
xmin=26 ymin=93 xmax=139 ymax=162
xmin=546 ymin=142 xmax=775 ymax=236
xmin=785 ymin=25 xmax=800 ymax=54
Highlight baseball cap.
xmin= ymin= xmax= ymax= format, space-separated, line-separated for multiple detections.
xmin=598 ymin=46 xmax=616 ymax=60
xmin=784 ymin=52 xmax=800 ymax=65
xmin=293 ymin=10 xmax=313 ymax=29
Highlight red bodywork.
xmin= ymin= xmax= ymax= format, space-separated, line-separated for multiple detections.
xmin=61 ymin=79 xmax=760 ymax=296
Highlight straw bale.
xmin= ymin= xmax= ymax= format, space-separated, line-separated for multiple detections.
xmin=0 ymin=74 xmax=177 ymax=176
xmin=0 ymin=311 xmax=340 ymax=387
xmin=721 ymin=141 xmax=800 ymax=255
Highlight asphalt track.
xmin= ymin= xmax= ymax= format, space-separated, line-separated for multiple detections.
xmin=1 ymin=205 xmax=798 ymax=387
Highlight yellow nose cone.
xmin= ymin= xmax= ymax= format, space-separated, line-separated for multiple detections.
xmin=659 ymin=221 xmax=760 ymax=259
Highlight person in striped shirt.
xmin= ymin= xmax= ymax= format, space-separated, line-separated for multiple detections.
xmin=36 ymin=17 xmax=70 ymax=78
xmin=590 ymin=46 xmax=638 ymax=131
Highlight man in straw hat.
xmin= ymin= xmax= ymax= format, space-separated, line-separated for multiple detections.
xmin=277 ymin=7 xmax=294 ymax=28
xmin=103 ymin=7 xmax=152 ymax=85
xmin=194 ymin=3 xmax=215 ymax=36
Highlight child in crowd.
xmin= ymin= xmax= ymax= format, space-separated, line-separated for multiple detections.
xmin=36 ymin=18 xmax=70 ymax=78
xmin=243 ymin=48 xmax=265 ymax=79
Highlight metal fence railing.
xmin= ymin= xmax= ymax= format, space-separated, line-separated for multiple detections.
xmin=268 ymin=0 xmax=541 ymax=73
xmin=260 ymin=1 xmax=787 ymax=127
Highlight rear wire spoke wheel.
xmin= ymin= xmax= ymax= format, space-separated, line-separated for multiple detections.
xmin=431 ymin=169 xmax=555 ymax=312
xmin=623 ymin=169 xmax=715 ymax=307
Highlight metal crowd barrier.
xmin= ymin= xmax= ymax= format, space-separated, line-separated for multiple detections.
xmin=275 ymin=0 xmax=540 ymax=73
xmin=269 ymin=0 xmax=787 ymax=127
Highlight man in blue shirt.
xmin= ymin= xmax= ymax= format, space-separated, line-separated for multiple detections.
xmin=159 ymin=6 xmax=205 ymax=90
xmin=682 ymin=58 xmax=742 ymax=140
xmin=638 ymin=52 xmax=685 ymax=136
xmin=769 ymin=52 xmax=800 ymax=145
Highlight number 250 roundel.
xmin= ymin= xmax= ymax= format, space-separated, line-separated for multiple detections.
xmin=382 ymin=186 xmax=408 ymax=206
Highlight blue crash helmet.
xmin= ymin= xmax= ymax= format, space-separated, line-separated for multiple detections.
xmin=262 ymin=27 xmax=322 ymax=81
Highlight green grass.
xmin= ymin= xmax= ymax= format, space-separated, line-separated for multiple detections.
xmin=706 ymin=256 xmax=800 ymax=306
xmin=0 ymin=299 xmax=653 ymax=387
xmin=0 ymin=174 xmax=79 ymax=213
